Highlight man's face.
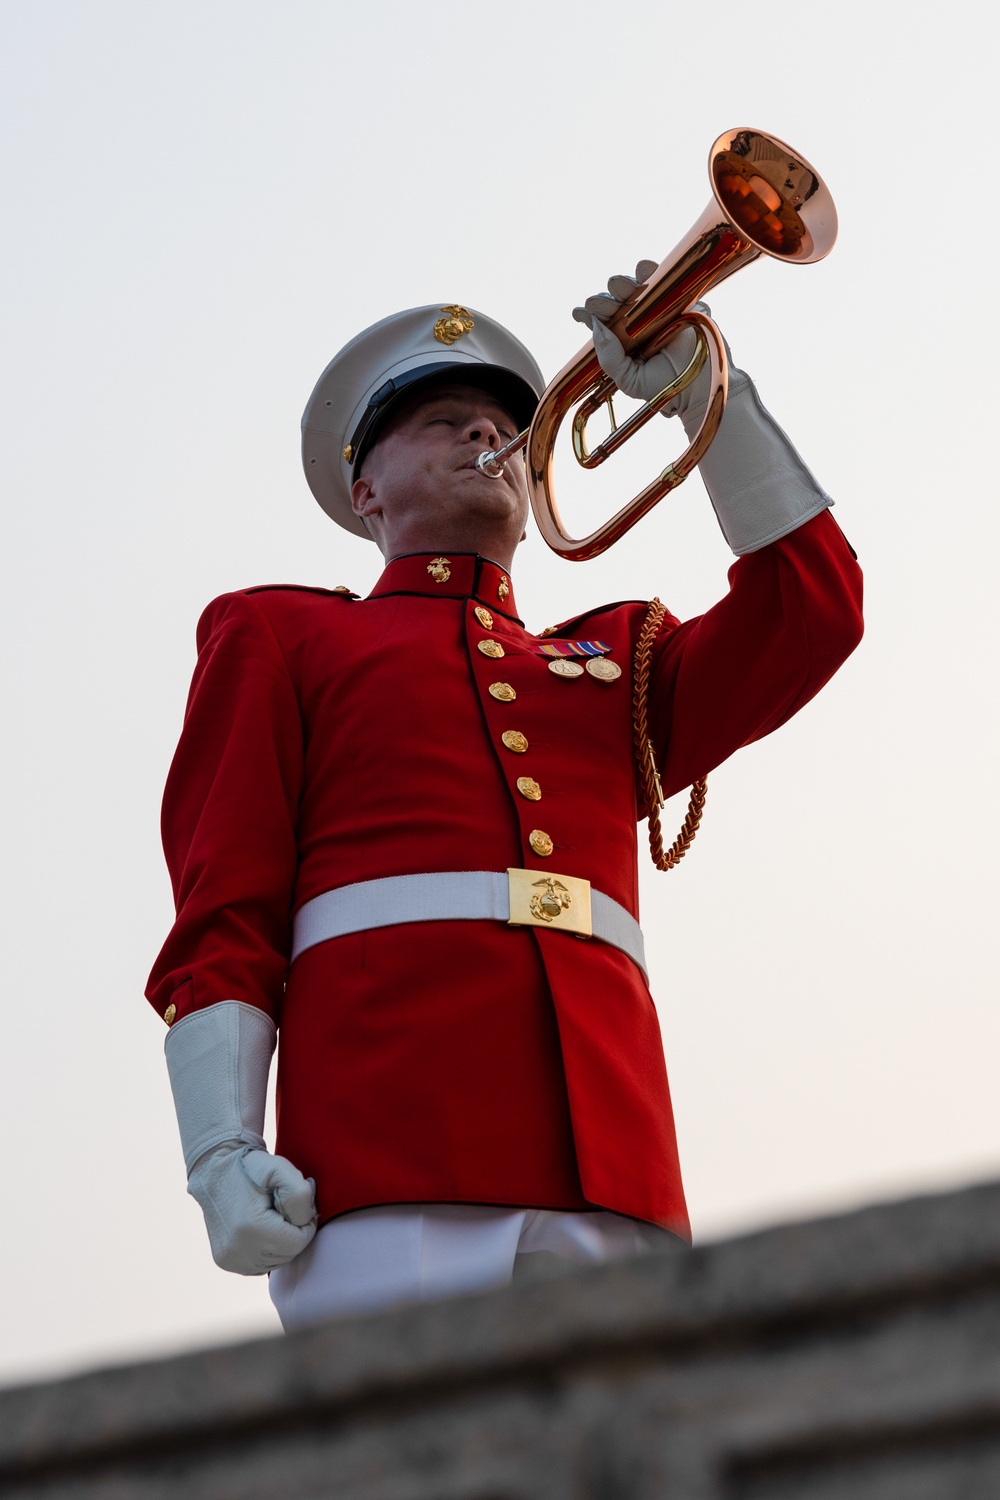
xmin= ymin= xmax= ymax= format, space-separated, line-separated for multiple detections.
xmin=350 ymin=381 xmax=529 ymax=558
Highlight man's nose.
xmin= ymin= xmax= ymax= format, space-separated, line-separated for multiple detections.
xmin=462 ymin=414 xmax=502 ymax=449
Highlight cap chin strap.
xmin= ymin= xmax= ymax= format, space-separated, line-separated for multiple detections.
xmin=349 ymin=363 xmax=539 ymax=480
xmin=348 ymin=361 xmax=459 ymax=474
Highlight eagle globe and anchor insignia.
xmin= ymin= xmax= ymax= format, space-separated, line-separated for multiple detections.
xmin=507 ymin=867 xmax=593 ymax=938
xmin=433 ymin=305 xmax=475 ymax=345
xmin=530 ymin=877 xmax=572 ymax=923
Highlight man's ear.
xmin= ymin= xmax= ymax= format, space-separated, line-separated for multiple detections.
xmin=351 ymin=474 xmax=379 ymax=521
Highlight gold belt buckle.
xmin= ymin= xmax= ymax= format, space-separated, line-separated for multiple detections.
xmin=507 ymin=867 xmax=592 ymax=938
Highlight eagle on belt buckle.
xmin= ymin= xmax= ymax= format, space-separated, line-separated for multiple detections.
xmin=530 ymin=878 xmax=571 ymax=923
xmin=507 ymin=867 xmax=593 ymax=937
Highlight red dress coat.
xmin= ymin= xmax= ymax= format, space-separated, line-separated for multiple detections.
xmin=147 ymin=513 xmax=863 ymax=1240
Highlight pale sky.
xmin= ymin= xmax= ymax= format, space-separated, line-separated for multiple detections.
xmin=2 ymin=0 xmax=997 ymax=1385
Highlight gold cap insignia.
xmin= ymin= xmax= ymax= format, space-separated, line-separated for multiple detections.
xmin=427 ymin=557 xmax=452 ymax=583
xmin=433 ymin=305 xmax=475 ymax=345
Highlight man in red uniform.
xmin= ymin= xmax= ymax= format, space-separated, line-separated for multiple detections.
xmin=147 ymin=286 xmax=863 ymax=1327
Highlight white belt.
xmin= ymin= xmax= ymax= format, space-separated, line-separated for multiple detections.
xmin=291 ymin=870 xmax=647 ymax=976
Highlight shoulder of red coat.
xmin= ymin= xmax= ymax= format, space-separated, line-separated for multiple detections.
xmin=196 ymin=583 xmax=359 ymax=646
xmin=538 ymin=598 xmax=659 ymax=638
xmin=242 ymin=583 xmax=359 ymax=600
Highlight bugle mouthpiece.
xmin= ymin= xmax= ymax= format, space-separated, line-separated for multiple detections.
xmin=475 ymin=451 xmax=506 ymax=478
xmin=474 ymin=429 xmax=529 ymax=480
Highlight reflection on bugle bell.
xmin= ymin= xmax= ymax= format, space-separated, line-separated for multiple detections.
xmin=476 ymin=128 xmax=838 ymax=561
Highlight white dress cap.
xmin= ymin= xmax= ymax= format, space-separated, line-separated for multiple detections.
xmin=301 ymin=304 xmax=545 ymax=538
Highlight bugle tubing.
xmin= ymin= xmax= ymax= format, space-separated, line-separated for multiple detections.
xmin=505 ymin=129 xmax=837 ymax=561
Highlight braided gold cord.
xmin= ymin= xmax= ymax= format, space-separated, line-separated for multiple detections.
xmin=632 ymin=598 xmax=708 ymax=871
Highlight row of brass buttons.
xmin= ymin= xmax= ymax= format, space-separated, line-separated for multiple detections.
xmin=475 ymin=607 xmax=552 ymax=858
xmin=491 ymin=680 xmax=541 ymax=808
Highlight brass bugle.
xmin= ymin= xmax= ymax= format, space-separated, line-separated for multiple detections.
xmin=476 ymin=128 xmax=837 ymax=561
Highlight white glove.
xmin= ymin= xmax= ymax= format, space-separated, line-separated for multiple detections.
xmin=572 ymin=261 xmax=658 ymax=333
xmin=187 ymin=1141 xmax=317 ymax=1275
xmin=574 ymin=266 xmax=832 ymax=554
xmin=574 ymin=265 xmax=709 ymax=418
xmin=165 ymin=1001 xmax=317 ymax=1276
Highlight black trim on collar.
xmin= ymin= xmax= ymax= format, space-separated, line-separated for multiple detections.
xmin=361 ymin=589 xmax=523 ymax=625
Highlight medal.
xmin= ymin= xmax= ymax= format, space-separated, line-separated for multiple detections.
xmin=586 ymin=657 xmax=622 ymax=681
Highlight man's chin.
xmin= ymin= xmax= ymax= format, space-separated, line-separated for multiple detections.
xmin=449 ymin=472 xmax=526 ymax=518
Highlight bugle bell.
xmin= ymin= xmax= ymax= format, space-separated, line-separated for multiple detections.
xmin=476 ymin=128 xmax=837 ymax=561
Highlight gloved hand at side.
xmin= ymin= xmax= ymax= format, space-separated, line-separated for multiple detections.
xmin=574 ymin=266 xmax=833 ymax=554
xmin=165 ymin=1000 xmax=317 ymax=1275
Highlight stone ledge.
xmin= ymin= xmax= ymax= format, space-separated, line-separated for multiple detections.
xmin=3 ymin=1179 xmax=1000 ymax=1498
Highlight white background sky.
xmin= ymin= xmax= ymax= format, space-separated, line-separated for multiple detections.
xmin=2 ymin=0 xmax=997 ymax=1386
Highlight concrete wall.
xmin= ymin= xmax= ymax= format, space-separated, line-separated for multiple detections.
xmin=3 ymin=1181 xmax=1000 ymax=1499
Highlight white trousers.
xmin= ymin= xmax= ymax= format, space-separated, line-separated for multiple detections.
xmin=269 ymin=1204 xmax=680 ymax=1331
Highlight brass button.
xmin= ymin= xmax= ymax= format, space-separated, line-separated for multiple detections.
xmin=164 ymin=1003 xmax=177 ymax=1026
xmin=529 ymin=829 xmax=554 ymax=857
xmin=548 ymin=658 xmax=584 ymax=678
xmin=502 ymin=730 xmax=529 ymax=754
xmin=478 ymin=639 xmax=505 ymax=659
xmin=586 ymin=657 xmax=622 ymax=681
xmin=489 ymin=682 xmax=516 ymax=702
xmin=517 ymin=776 xmax=542 ymax=801
xmin=498 ymin=574 xmax=510 ymax=601
xmin=474 ymin=606 xmax=494 ymax=629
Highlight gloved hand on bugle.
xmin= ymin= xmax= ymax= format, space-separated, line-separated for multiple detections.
xmin=574 ymin=264 xmax=833 ymax=554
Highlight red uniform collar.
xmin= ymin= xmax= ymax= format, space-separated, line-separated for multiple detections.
xmin=367 ymin=552 xmax=521 ymax=621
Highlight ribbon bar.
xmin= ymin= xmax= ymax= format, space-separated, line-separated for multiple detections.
xmin=536 ymin=640 xmax=611 ymax=659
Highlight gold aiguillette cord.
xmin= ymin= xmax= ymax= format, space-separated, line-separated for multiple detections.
xmin=632 ymin=598 xmax=708 ymax=871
